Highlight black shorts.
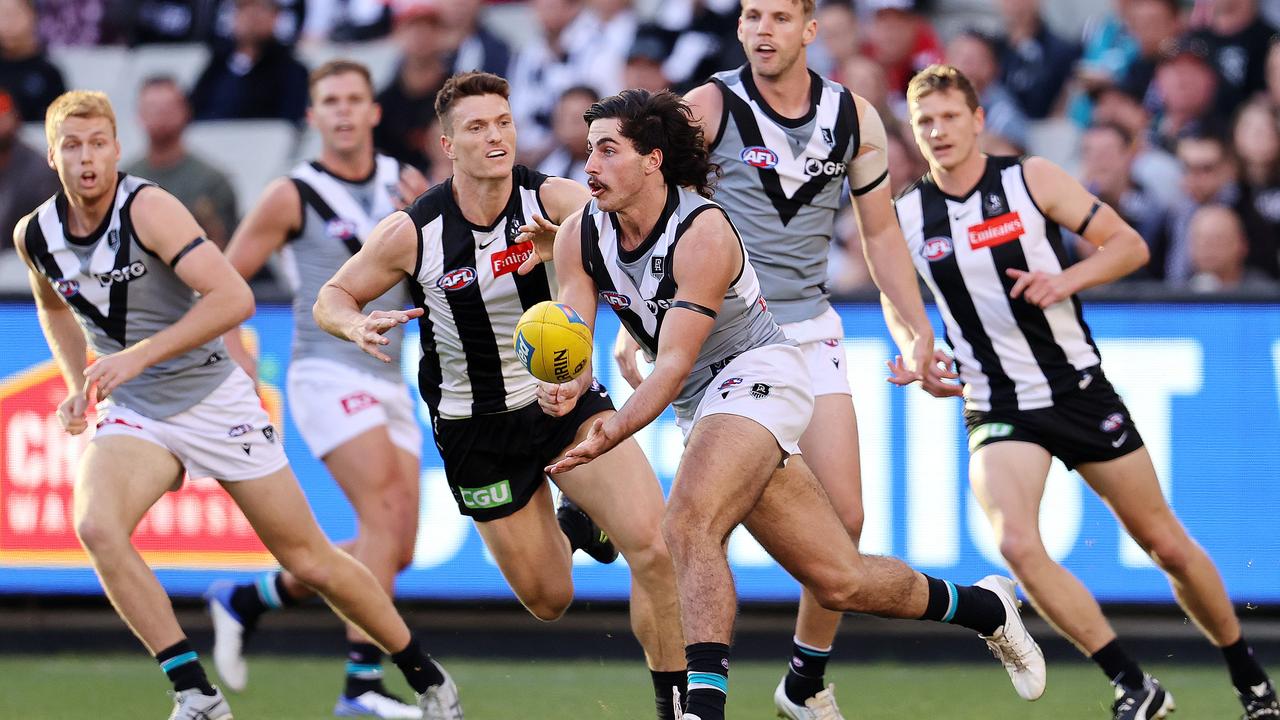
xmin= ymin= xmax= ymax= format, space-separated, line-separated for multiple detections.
xmin=431 ymin=380 xmax=615 ymax=521
xmin=963 ymin=369 xmax=1144 ymax=470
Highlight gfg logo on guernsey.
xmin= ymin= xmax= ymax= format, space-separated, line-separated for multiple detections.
xmin=95 ymin=261 xmax=148 ymax=287
xmin=600 ymin=291 xmax=631 ymax=310
xmin=921 ymin=236 xmax=954 ymax=262
xmin=741 ymin=146 xmax=779 ymax=169
xmin=804 ymin=157 xmax=847 ymax=177
xmin=437 ymin=267 xmax=477 ymax=291
xmin=460 ymin=480 xmax=513 ymax=510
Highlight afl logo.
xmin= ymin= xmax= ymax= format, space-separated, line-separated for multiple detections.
xmin=1100 ymin=412 xmax=1125 ymax=432
xmin=600 ymin=291 xmax=631 ymax=310
xmin=55 ymin=278 xmax=80 ymax=297
xmin=326 ymin=218 xmax=358 ymax=241
xmin=741 ymin=146 xmax=779 ymax=169
xmin=921 ymin=236 xmax=954 ymax=262
xmin=437 ymin=267 xmax=477 ymax=291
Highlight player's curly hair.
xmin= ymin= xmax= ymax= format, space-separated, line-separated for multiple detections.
xmin=583 ymin=89 xmax=721 ymax=198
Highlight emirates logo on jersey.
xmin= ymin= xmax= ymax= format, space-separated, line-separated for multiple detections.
xmin=491 ymin=241 xmax=533 ymax=278
xmin=968 ymin=212 xmax=1024 ymax=250
xmin=921 ymin=236 xmax=954 ymax=262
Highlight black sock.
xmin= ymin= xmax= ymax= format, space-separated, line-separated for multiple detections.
xmin=390 ymin=637 xmax=445 ymax=694
xmin=156 ymin=640 xmax=215 ymax=695
xmin=685 ymin=642 xmax=730 ymax=720
xmin=229 ymin=572 xmax=298 ymax=627
xmin=1223 ymin=636 xmax=1271 ymax=695
xmin=344 ymin=642 xmax=387 ymax=699
xmin=784 ymin=637 xmax=831 ymax=704
xmin=1091 ymin=638 xmax=1145 ymax=691
xmin=558 ymin=508 xmax=592 ymax=552
xmin=920 ymin=575 xmax=1006 ymax=635
xmin=651 ymin=669 xmax=687 ymax=720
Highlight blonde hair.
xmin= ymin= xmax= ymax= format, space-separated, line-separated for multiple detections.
xmin=907 ymin=65 xmax=981 ymax=113
xmin=45 ymin=90 xmax=117 ymax=147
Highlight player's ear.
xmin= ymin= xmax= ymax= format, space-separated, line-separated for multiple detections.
xmin=370 ymin=102 xmax=383 ymax=128
xmin=972 ymin=105 xmax=986 ymax=135
xmin=644 ymin=148 xmax=663 ymax=177
xmin=441 ymin=132 xmax=455 ymax=161
xmin=803 ymin=16 xmax=818 ymax=45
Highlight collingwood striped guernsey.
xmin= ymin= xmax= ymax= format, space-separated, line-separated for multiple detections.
xmin=404 ymin=165 xmax=554 ymax=419
xmin=282 ymin=155 xmax=409 ymax=382
xmin=21 ymin=174 xmax=233 ymax=418
xmin=895 ymin=156 xmax=1101 ymax=412
xmin=581 ymin=184 xmax=784 ymax=418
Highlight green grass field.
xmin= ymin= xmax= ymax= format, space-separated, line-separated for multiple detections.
xmin=0 ymin=655 xmax=1247 ymax=719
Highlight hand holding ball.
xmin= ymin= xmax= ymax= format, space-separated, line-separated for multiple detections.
xmin=514 ymin=301 xmax=593 ymax=383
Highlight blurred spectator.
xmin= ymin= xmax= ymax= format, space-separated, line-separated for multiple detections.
xmin=650 ymin=0 xmax=742 ymax=91
xmin=1232 ymin=97 xmax=1280 ymax=236
xmin=995 ymin=0 xmax=1081 ymax=118
xmin=1114 ymin=0 xmax=1184 ymax=108
xmin=211 ymin=0 xmax=305 ymax=46
xmin=301 ymin=0 xmax=391 ymax=42
xmin=124 ymin=76 xmax=239 ymax=248
xmin=622 ymin=34 xmax=671 ymax=94
xmin=886 ymin=123 xmax=925 ymax=196
xmin=861 ymin=0 xmax=944 ymax=96
xmin=421 ymin=116 xmax=450 ymax=186
xmin=374 ymin=3 xmax=449 ymax=171
xmin=1192 ymin=0 xmax=1277 ymax=115
xmin=441 ymin=0 xmax=512 ymax=77
xmin=812 ymin=1 xmax=862 ymax=81
xmin=0 ymin=85 xmax=59 ymax=252
xmin=189 ymin=0 xmax=309 ymax=122
xmin=947 ymin=29 xmax=1029 ymax=153
xmin=1186 ymin=204 xmax=1278 ymax=292
xmin=0 ymin=0 xmax=66 ymax=123
xmin=37 ymin=0 xmax=120 ymax=47
xmin=840 ymin=55 xmax=899 ymax=125
xmin=1077 ymin=122 xmax=1167 ymax=259
xmin=1075 ymin=0 xmax=1139 ymax=102
xmin=1156 ymin=132 xmax=1276 ymax=281
xmin=1269 ymin=37 xmax=1280 ymax=108
xmin=537 ymin=85 xmax=596 ymax=185
xmin=121 ymin=0 xmax=220 ymax=44
xmin=509 ymin=0 xmax=588 ymax=162
xmin=1151 ymin=35 xmax=1223 ymax=152
xmin=563 ymin=0 xmax=638 ymax=94
xmin=1091 ymin=81 xmax=1184 ymax=206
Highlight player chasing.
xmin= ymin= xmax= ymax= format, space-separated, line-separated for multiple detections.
xmin=540 ymin=87 xmax=1045 ymax=720
xmin=889 ymin=64 xmax=1280 ymax=720
xmin=613 ymin=0 xmax=942 ymax=714
xmin=206 ymin=60 xmax=430 ymax=719
xmin=15 ymin=91 xmax=462 ymax=720
xmin=312 ymin=71 xmax=689 ymax=720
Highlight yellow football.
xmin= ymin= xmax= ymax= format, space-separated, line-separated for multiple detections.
xmin=513 ymin=301 xmax=593 ymax=384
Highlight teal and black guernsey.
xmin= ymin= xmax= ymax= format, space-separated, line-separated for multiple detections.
xmin=580 ymin=184 xmax=785 ymax=418
xmin=708 ymin=65 xmax=867 ymax=324
xmin=282 ymin=156 xmax=409 ymax=382
xmin=21 ymin=174 xmax=233 ymax=418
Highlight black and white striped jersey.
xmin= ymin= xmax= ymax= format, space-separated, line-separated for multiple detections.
xmin=895 ymin=156 xmax=1101 ymax=412
xmin=403 ymin=166 xmax=554 ymax=419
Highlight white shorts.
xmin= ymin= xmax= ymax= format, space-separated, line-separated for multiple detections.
xmin=780 ymin=306 xmax=852 ymax=398
xmin=94 ymin=368 xmax=289 ymax=482
xmin=678 ymin=344 xmax=815 ymax=457
xmin=286 ymin=357 xmax=422 ymax=459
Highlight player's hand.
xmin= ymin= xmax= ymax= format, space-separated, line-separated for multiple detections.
xmin=348 ymin=308 xmax=424 ymax=363
xmin=56 ymin=385 xmax=95 ymax=435
xmin=546 ymin=416 xmax=618 ymax=474
xmin=1006 ymin=268 xmax=1075 ymax=309
xmin=886 ymin=349 xmax=963 ymax=397
xmin=395 ymin=166 xmax=429 ymax=210
xmin=536 ymin=376 xmax=585 ymax=417
xmin=84 ymin=348 xmax=150 ymax=401
xmin=612 ymin=328 xmax=644 ymax=389
xmin=516 ymin=214 xmax=558 ymax=275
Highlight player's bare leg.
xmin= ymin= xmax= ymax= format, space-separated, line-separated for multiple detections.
xmin=474 ymin=482 xmax=576 ymax=620
xmin=551 ymin=411 xmax=686 ymax=717
xmin=1081 ymin=448 xmax=1277 ymax=715
xmin=782 ymin=395 xmax=864 ymax=714
xmin=969 ymin=441 xmax=1118 ymax=654
xmin=220 ymin=465 xmax=460 ymax=716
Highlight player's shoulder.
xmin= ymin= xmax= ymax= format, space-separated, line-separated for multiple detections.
xmin=1015 ymin=154 xmax=1074 ymax=192
xmin=403 ymin=177 xmax=454 ymax=226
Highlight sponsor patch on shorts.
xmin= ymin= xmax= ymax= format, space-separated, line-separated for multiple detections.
xmin=460 ymin=480 xmax=513 ymax=510
xmin=969 ymin=422 xmax=1014 ymax=452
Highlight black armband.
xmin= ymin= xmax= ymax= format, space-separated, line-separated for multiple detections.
xmin=671 ymin=300 xmax=717 ymax=319
xmin=168 ymin=237 xmax=207 ymax=269
xmin=1075 ymin=201 xmax=1102 ymax=236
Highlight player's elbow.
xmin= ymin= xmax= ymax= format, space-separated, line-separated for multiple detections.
xmin=1128 ymin=230 xmax=1151 ymax=270
xmin=228 ymin=280 xmax=255 ymax=324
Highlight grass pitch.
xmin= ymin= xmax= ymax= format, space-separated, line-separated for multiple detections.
xmin=0 ymin=655 xmax=1244 ymax=718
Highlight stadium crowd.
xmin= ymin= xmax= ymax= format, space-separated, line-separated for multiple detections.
xmin=1 ymin=0 xmax=1279 ymax=296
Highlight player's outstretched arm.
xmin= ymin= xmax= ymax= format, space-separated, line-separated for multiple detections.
xmin=314 ymin=211 xmax=423 ymax=363
xmin=84 ymin=186 xmax=254 ymax=398
xmin=14 ymin=216 xmax=93 ymax=434
xmin=516 ymin=177 xmax=591 ymax=273
xmin=1009 ymin=156 xmax=1149 ymax=308
xmin=548 ymin=209 xmax=732 ymax=474
xmin=537 ymin=209 xmax=599 ymax=417
xmin=847 ymin=96 xmax=936 ymax=384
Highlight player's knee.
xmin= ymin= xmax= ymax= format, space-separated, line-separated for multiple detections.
xmin=276 ymin=546 xmax=333 ymax=592
xmin=618 ymin=530 xmax=671 ymax=579
xmin=661 ymin=507 xmax=712 ymax=560
xmin=811 ymin=576 xmax=865 ymax=612
xmin=523 ymin=586 xmax=573 ymax=621
xmin=837 ymin=506 xmax=865 ymax=546
xmin=1143 ymin=531 xmax=1193 ymax=576
xmin=997 ymin=527 xmax=1049 ymax=572
xmin=74 ymin=513 xmax=128 ymax=556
